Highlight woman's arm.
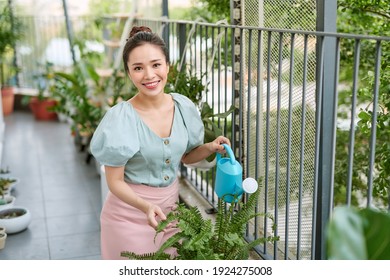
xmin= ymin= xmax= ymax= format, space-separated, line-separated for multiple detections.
xmin=181 ymin=135 xmax=231 ymax=164
xmin=104 ymin=165 xmax=166 ymax=228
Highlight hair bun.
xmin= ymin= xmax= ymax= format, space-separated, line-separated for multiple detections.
xmin=129 ymin=26 xmax=152 ymax=38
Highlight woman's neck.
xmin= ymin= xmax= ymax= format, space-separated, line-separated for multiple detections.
xmin=130 ymin=92 xmax=171 ymax=111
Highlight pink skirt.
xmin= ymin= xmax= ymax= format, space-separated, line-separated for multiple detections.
xmin=100 ymin=179 xmax=179 ymax=260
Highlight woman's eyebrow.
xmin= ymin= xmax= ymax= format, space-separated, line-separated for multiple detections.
xmin=131 ymin=58 xmax=162 ymax=66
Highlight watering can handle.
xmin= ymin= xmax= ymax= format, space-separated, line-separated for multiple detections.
xmin=216 ymin=144 xmax=236 ymax=164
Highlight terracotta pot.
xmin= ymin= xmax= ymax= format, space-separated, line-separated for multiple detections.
xmin=1 ymin=86 xmax=15 ymax=116
xmin=29 ymin=97 xmax=58 ymax=121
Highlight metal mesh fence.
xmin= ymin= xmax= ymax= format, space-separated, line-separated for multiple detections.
xmin=242 ymin=0 xmax=317 ymax=259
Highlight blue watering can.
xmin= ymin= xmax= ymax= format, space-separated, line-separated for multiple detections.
xmin=215 ymin=144 xmax=258 ymax=203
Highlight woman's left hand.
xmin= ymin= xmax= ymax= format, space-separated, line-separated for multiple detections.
xmin=209 ymin=136 xmax=231 ymax=154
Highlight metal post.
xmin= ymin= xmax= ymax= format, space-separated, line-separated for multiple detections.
xmin=315 ymin=0 xmax=337 ymax=260
xmin=162 ymin=0 xmax=169 ymax=49
xmin=230 ymin=0 xmax=243 ymax=162
xmin=61 ymin=0 xmax=77 ymax=65
xmin=8 ymin=0 xmax=19 ymax=86
xmin=178 ymin=23 xmax=187 ymax=72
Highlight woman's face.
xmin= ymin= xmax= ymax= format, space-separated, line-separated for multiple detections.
xmin=127 ymin=43 xmax=169 ymax=97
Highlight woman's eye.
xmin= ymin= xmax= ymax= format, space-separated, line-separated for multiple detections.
xmin=153 ymin=63 xmax=161 ymax=68
xmin=134 ymin=66 xmax=142 ymax=71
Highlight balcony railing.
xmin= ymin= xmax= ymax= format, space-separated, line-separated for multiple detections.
xmin=13 ymin=15 xmax=390 ymax=260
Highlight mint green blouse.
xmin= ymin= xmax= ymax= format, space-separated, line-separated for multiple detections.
xmin=90 ymin=93 xmax=204 ymax=187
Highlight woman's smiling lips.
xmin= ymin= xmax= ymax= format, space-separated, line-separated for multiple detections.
xmin=143 ymin=81 xmax=160 ymax=89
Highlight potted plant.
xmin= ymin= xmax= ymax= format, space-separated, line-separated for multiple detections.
xmin=49 ymin=65 xmax=105 ymax=148
xmin=0 ymin=194 xmax=15 ymax=211
xmin=0 ymin=207 xmax=31 ymax=234
xmin=0 ymin=5 xmax=23 ymax=115
xmin=21 ymin=62 xmax=58 ymax=121
xmin=122 ymin=179 xmax=279 ymax=260
xmin=0 ymin=231 xmax=6 ymax=249
xmin=0 ymin=182 xmax=10 ymax=198
xmin=28 ymin=95 xmax=58 ymax=121
xmin=0 ymin=177 xmax=18 ymax=211
xmin=0 ymin=177 xmax=17 ymax=193
xmin=0 ymin=178 xmax=17 ymax=209
xmin=0 ymin=177 xmax=18 ymax=206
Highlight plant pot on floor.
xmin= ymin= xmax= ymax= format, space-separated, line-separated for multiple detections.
xmin=0 ymin=176 xmax=19 ymax=194
xmin=0 ymin=195 xmax=15 ymax=210
xmin=1 ymin=86 xmax=15 ymax=116
xmin=0 ymin=231 xmax=6 ymax=249
xmin=0 ymin=207 xmax=31 ymax=234
xmin=29 ymin=97 xmax=58 ymax=121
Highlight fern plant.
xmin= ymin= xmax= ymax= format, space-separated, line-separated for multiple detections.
xmin=121 ymin=181 xmax=279 ymax=260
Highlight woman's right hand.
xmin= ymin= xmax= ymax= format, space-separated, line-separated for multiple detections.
xmin=145 ymin=203 xmax=167 ymax=229
xmin=104 ymin=166 xmax=167 ymax=229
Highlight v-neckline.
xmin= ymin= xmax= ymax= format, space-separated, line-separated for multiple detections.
xmin=125 ymin=100 xmax=176 ymax=139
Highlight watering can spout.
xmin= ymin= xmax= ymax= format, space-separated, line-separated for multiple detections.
xmin=214 ymin=144 xmax=258 ymax=202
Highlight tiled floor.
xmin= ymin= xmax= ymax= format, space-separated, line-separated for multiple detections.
xmin=0 ymin=111 xmax=102 ymax=260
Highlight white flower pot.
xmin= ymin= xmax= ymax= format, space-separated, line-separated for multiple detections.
xmin=0 ymin=195 xmax=15 ymax=211
xmin=0 ymin=173 xmax=12 ymax=179
xmin=1 ymin=189 xmax=11 ymax=198
xmin=0 ymin=207 xmax=32 ymax=234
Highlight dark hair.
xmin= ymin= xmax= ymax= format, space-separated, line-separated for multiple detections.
xmin=122 ymin=26 xmax=169 ymax=72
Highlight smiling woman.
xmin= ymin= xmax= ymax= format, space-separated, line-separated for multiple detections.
xmin=90 ymin=25 xmax=231 ymax=259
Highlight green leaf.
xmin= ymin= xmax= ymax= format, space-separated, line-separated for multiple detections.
xmin=327 ymin=206 xmax=390 ymax=260
xmin=326 ymin=206 xmax=366 ymax=259
xmin=360 ymin=208 xmax=390 ymax=259
xmin=213 ymin=105 xmax=236 ymax=118
xmin=358 ymin=110 xmax=371 ymax=121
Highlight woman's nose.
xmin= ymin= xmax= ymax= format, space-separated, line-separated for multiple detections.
xmin=144 ymin=67 xmax=155 ymax=79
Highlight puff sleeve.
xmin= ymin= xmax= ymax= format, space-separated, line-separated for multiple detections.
xmin=90 ymin=102 xmax=139 ymax=166
xmin=172 ymin=93 xmax=204 ymax=153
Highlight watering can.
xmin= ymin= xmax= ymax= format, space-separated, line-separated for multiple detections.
xmin=214 ymin=144 xmax=258 ymax=203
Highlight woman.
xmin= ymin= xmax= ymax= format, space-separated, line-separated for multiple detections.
xmin=91 ymin=26 xmax=230 ymax=259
